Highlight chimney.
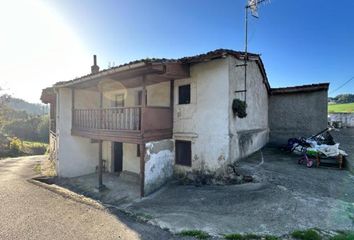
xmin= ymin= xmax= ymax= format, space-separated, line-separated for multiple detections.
xmin=91 ymin=55 xmax=99 ymax=74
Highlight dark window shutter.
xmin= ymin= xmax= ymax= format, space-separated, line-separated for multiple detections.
xmin=178 ymin=84 xmax=191 ymax=104
xmin=175 ymin=140 xmax=192 ymax=166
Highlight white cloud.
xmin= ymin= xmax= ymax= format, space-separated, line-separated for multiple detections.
xmin=0 ymin=0 xmax=91 ymax=103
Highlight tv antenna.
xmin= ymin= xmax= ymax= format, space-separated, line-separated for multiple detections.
xmin=237 ymin=0 xmax=270 ymax=102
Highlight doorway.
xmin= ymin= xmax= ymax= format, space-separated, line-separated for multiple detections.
xmin=113 ymin=142 xmax=123 ymax=172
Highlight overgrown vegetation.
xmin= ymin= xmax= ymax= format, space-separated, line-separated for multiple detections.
xmin=178 ymin=230 xmax=210 ymax=239
xmin=330 ymin=232 xmax=354 ymax=240
xmin=291 ymin=229 xmax=321 ymax=240
xmin=0 ymin=93 xmax=49 ymax=158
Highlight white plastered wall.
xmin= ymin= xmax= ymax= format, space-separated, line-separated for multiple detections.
xmin=228 ymin=56 xmax=269 ymax=161
xmin=173 ymin=58 xmax=230 ymax=173
xmin=56 ymin=88 xmax=100 ymax=177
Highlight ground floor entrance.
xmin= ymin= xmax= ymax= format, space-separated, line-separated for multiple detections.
xmin=112 ymin=142 xmax=123 ymax=173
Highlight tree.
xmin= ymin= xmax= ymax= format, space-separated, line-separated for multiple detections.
xmin=333 ymin=94 xmax=354 ymax=104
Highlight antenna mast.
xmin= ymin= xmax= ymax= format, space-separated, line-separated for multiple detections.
xmin=241 ymin=0 xmax=269 ymax=102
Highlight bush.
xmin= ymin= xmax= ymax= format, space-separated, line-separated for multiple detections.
xmin=9 ymin=137 xmax=22 ymax=154
xmin=22 ymin=141 xmax=48 ymax=155
xmin=178 ymin=230 xmax=210 ymax=239
xmin=291 ymin=229 xmax=321 ymax=240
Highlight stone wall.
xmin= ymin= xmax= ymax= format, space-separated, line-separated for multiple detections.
xmin=269 ymin=90 xmax=328 ymax=144
xmin=329 ymin=113 xmax=354 ymax=128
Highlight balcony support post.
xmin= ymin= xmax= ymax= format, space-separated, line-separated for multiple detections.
xmin=139 ymin=143 xmax=145 ymax=197
xmin=71 ymin=88 xmax=75 ymax=128
xmin=140 ymin=75 xmax=146 ymax=197
xmin=99 ymin=91 xmax=103 ymax=129
xmin=97 ymin=139 xmax=105 ymax=191
xmin=170 ymin=79 xmax=174 ymax=121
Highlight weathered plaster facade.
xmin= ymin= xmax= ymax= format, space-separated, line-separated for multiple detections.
xmin=144 ymin=139 xmax=174 ymax=195
xmin=173 ymin=58 xmax=230 ymax=174
xmin=228 ymin=57 xmax=269 ymax=161
xmin=173 ymin=56 xmax=269 ymax=175
xmin=56 ymin=88 xmax=99 ymax=177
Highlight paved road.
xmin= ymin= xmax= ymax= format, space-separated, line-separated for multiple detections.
xmin=0 ymin=156 xmax=177 ymax=240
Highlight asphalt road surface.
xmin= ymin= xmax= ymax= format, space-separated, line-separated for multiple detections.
xmin=0 ymin=156 xmax=178 ymax=240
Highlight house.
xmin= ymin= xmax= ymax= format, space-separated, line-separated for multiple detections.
xmin=40 ymin=49 xmax=329 ymax=196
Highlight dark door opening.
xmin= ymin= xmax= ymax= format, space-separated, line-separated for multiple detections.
xmin=113 ymin=142 xmax=123 ymax=172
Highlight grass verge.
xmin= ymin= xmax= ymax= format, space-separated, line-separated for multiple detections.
xmin=224 ymin=233 xmax=279 ymax=240
xmin=330 ymin=232 xmax=354 ymax=240
xmin=291 ymin=229 xmax=321 ymax=240
xmin=33 ymin=163 xmax=41 ymax=174
xmin=178 ymin=230 xmax=210 ymax=239
xmin=328 ymin=103 xmax=354 ymax=113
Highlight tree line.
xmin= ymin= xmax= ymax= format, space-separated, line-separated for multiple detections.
xmin=329 ymin=94 xmax=354 ymax=104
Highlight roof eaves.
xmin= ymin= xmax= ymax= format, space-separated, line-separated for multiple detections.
xmin=271 ymin=83 xmax=330 ymax=95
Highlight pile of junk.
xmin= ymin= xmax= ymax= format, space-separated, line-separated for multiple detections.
xmin=283 ymin=127 xmax=348 ymax=169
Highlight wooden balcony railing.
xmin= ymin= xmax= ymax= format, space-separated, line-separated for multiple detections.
xmin=73 ymin=107 xmax=141 ymax=131
xmin=72 ymin=106 xmax=172 ymax=143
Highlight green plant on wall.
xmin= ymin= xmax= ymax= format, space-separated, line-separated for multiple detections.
xmin=232 ymin=99 xmax=247 ymax=118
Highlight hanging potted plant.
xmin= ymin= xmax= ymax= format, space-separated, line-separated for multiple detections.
xmin=232 ymin=98 xmax=247 ymax=118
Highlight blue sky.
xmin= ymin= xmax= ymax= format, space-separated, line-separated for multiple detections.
xmin=1 ymin=0 xmax=353 ymax=102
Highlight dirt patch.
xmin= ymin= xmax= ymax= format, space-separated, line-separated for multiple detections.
xmin=175 ymin=164 xmax=254 ymax=186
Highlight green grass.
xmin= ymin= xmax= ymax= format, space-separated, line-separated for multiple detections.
xmin=22 ymin=141 xmax=48 ymax=155
xmin=223 ymin=233 xmax=279 ymax=240
xmin=330 ymin=232 xmax=354 ymax=240
xmin=33 ymin=163 xmax=41 ymax=174
xmin=328 ymin=102 xmax=354 ymax=113
xmin=291 ymin=229 xmax=321 ymax=240
xmin=178 ymin=230 xmax=210 ymax=239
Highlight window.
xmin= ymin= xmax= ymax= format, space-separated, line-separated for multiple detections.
xmin=175 ymin=140 xmax=192 ymax=166
xmin=113 ymin=94 xmax=124 ymax=107
xmin=178 ymin=84 xmax=190 ymax=105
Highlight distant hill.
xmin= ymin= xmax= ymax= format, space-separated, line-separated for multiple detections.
xmin=5 ymin=97 xmax=48 ymax=116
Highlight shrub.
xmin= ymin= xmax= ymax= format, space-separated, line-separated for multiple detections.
xmin=291 ymin=229 xmax=321 ymax=240
xmin=9 ymin=137 xmax=22 ymax=154
xmin=178 ymin=230 xmax=210 ymax=239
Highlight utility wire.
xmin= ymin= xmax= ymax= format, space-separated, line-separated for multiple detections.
xmin=329 ymin=76 xmax=354 ymax=94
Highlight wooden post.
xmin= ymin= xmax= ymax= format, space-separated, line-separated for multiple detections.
xmin=139 ymin=143 xmax=145 ymax=197
xmin=170 ymin=79 xmax=174 ymax=122
xmin=98 ymin=140 xmax=104 ymax=190
xmin=97 ymin=89 xmax=105 ymax=191
xmin=141 ymin=75 xmax=147 ymax=133
xmin=71 ymin=88 xmax=75 ymax=128
xmin=99 ymin=91 xmax=103 ymax=129
xmin=139 ymin=75 xmax=147 ymax=197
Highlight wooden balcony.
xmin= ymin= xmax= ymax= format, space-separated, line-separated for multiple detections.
xmin=71 ymin=106 xmax=172 ymax=144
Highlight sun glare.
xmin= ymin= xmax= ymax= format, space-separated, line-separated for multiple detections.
xmin=0 ymin=0 xmax=91 ymax=103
